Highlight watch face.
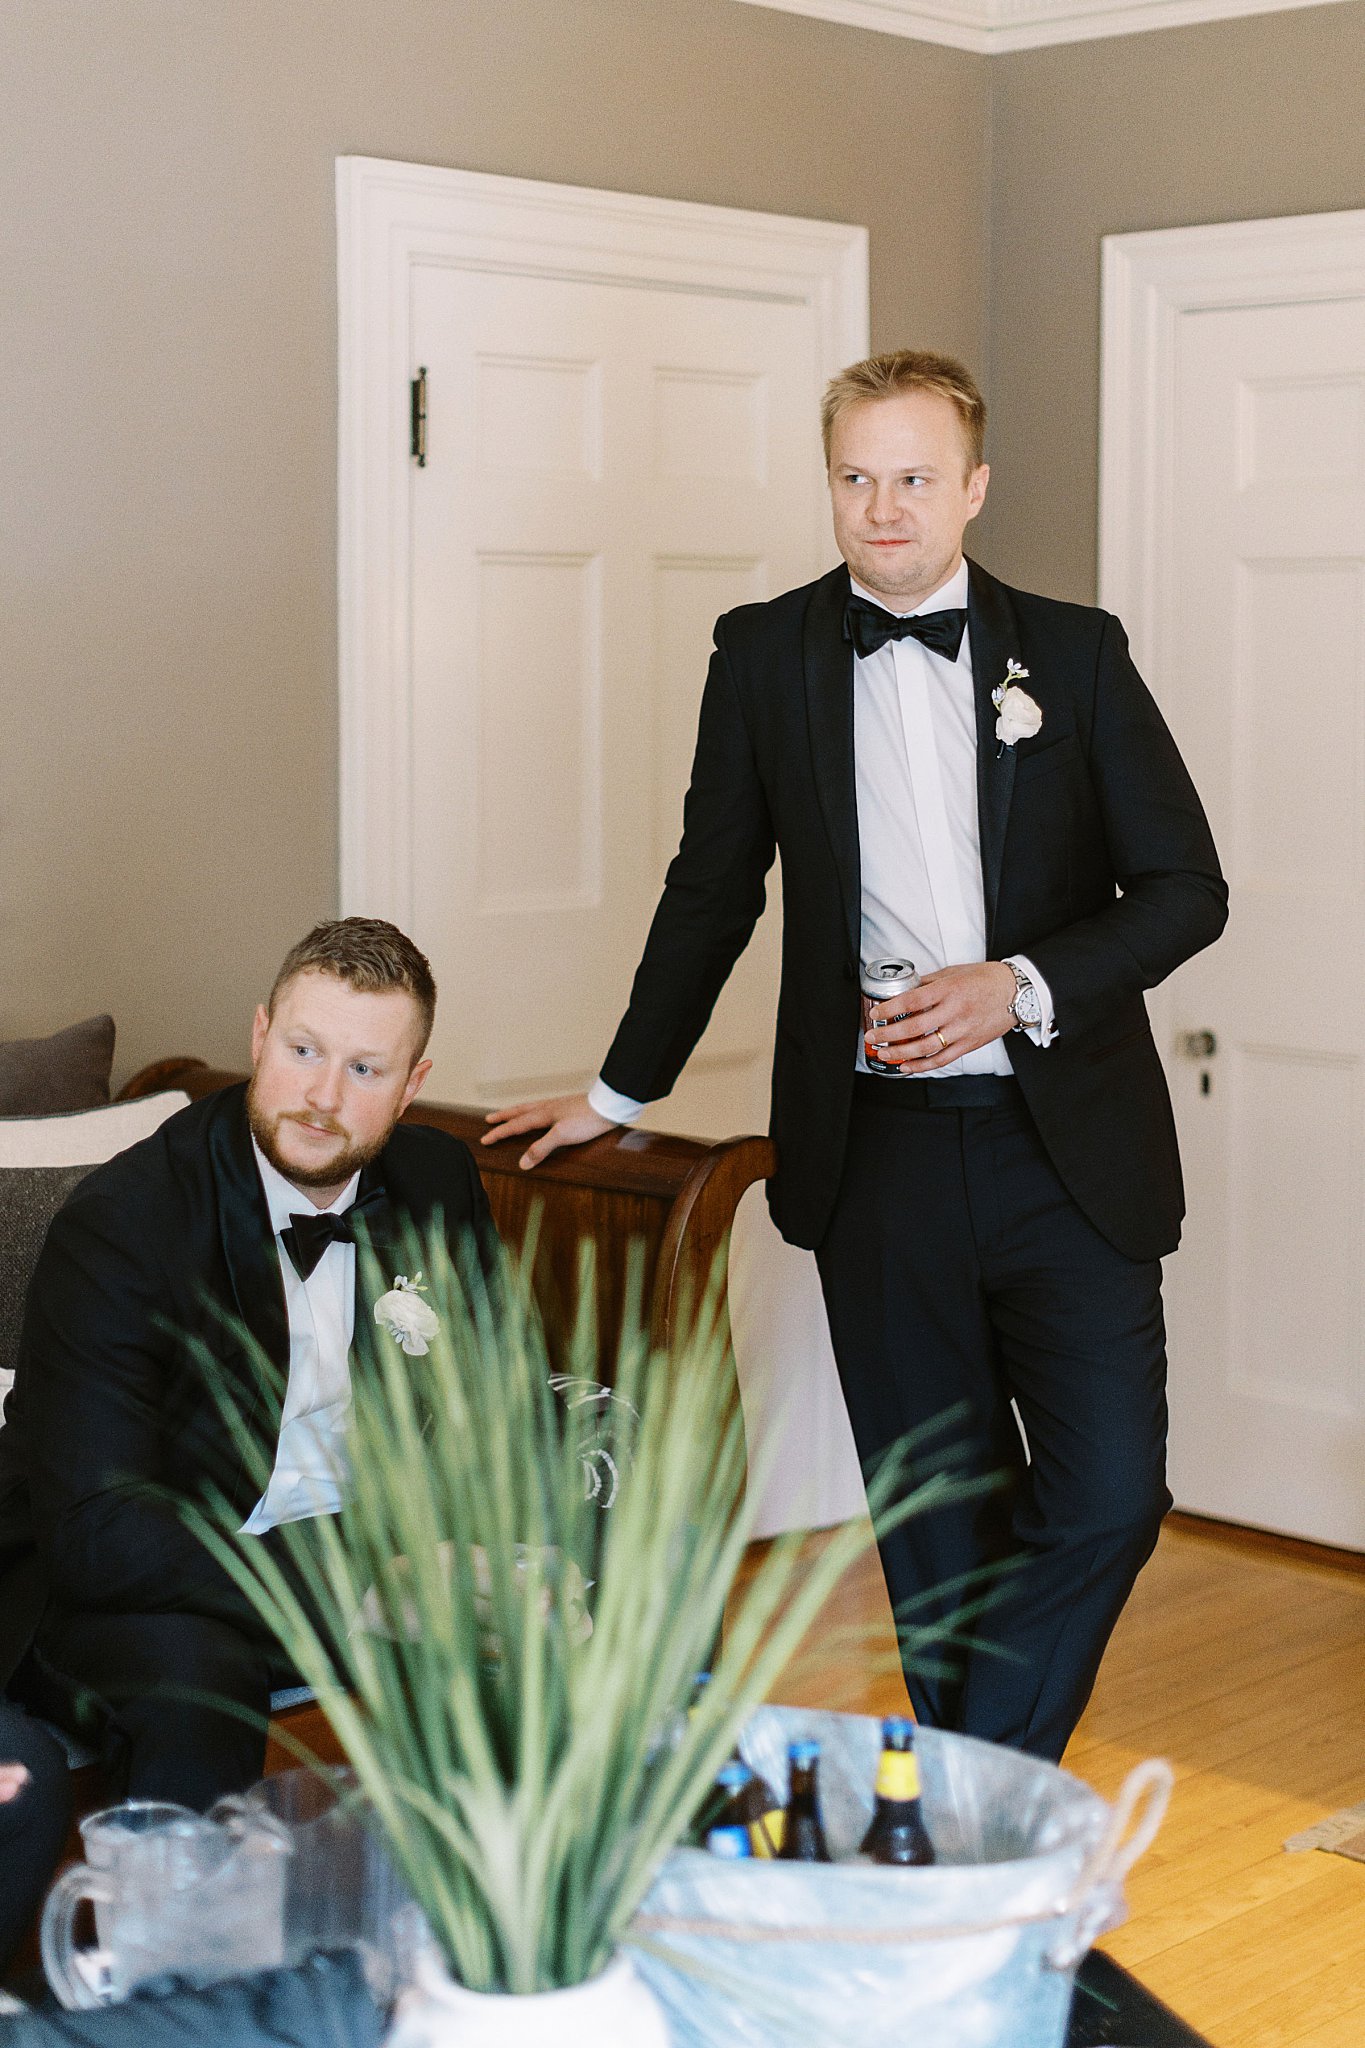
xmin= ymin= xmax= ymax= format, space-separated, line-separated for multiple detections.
xmin=1014 ymin=981 xmax=1042 ymax=1026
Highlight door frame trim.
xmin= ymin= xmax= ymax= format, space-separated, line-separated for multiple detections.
xmin=1098 ymin=205 xmax=1365 ymax=1054
xmin=336 ymin=155 xmax=868 ymax=923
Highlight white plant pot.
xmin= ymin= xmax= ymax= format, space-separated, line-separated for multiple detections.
xmin=384 ymin=1948 xmax=670 ymax=2048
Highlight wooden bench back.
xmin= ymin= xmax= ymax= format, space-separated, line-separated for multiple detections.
xmin=119 ymin=1059 xmax=775 ymax=1368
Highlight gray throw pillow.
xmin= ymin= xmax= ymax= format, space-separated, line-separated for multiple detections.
xmin=0 ymin=1165 xmax=98 ymax=1405
xmin=0 ymin=1016 xmax=115 ymax=1116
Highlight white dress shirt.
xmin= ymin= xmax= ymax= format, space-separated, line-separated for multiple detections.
xmin=589 ymin=559 xmax=1054 ymax=1126
xmin=239 ymin=1141 xmax=359 ymax=1534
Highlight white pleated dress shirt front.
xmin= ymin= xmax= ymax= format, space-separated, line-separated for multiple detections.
xmin=239 ymin=1141 xmax=359 ymax=1534
xmin=589 ymin=558 xmax=1054 ymax=1127
xmin=847 ymin=560 xmax=1053 ymax=1077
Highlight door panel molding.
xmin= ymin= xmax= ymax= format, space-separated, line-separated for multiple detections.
xmin=1099 ymin=206 xmax=1365 ymax=1062
xmin=1101 ymin=207 xmax=1365 ymax=670
xmin=336 ymin=156 xmax=868 ymax=924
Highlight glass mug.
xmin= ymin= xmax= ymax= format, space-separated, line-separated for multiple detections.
xmin=240 ymin=1767 xmax=398 ymax=1967
xmin=41 ymin=1797 xmax=290 ymax=2009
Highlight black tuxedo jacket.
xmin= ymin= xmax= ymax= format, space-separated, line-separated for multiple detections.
xmin=0 ymin=1085 xmax=497 ymax=1689
xmin=600 ymin=559 xmax=1227 ymax=1259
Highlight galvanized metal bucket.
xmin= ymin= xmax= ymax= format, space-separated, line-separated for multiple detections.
xmin=628 ymin=1706 xmax=1171 ymax=2048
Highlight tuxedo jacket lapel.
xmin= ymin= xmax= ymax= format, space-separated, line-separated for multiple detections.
xmin=206 ymin=1087 xmax=290 ymax=1415
xmin=347 ymin=1155 xmax=405 ymax=1379
xmin=802 ymin=565 xmax=860 ymax=966
xmin=967 ymin=560 xmax=1023 ymax=946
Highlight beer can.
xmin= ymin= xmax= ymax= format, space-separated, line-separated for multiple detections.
xmin=860 ymin=957 xmax=920 ymax=1074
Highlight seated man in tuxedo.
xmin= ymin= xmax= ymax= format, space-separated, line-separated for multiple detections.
xmin=0 ymin=917 xmax=496 ymax=1809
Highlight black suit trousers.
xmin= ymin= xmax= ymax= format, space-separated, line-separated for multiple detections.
xmin=815 ymin=1077 xmax=1170 ymax=1762
xmin=16 ymin=1528 xmax=321 ymax=1813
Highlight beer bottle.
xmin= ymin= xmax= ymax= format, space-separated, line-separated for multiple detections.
xmin=860 ymin=1716 xmax=934 ymax=1866
xmin=705 ymin=1760 xmax=756 ymax=1859
xmin=778 ymin=1738 xmax=831 ymax=1862
xmin=744 ymin=1761 xmax=786 ymax=1858
xmin=692 ymin=1679 xmax=783 ymax=1855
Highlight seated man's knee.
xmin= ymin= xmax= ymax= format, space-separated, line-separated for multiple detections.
xmin=89 ymin=1615 xmax=271 ymax=1808
xmin=109 ymin=1616 xmax=275 ymax=1749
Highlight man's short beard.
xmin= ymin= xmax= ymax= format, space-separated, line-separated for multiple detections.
xmin=246 ymin=1078 xmax=391 ymax=1191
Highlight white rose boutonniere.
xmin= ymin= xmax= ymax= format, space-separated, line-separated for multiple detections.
xmin=374 ymin=1272 xmax=440 ymax=1357
xmin=992 ymin=659 xmax=1043 ymax=753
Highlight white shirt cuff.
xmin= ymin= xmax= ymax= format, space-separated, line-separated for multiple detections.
xmin=587 ymin=1077 xmax=648 ymax=1126
xmin=1004 ymin=955 xmax=1058 ymax=1047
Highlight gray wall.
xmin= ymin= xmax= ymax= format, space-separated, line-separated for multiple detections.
xmin=11 ymin=0 xmax=1365 ymax=1082
xmin=0 ymin=0 xmax=988 ymax=1080
xmin=982 ymin=1 xmax=1365 ymax=601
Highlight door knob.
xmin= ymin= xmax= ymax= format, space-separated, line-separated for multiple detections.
xmin=1180 ymin=1030 xmax=1217 ymax=1060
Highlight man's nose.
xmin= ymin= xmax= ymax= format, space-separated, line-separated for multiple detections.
xmin=867 ymin=485 xmax=901 ymax=526
xmin=304 ymin=1063 xmax=345 ymax=1115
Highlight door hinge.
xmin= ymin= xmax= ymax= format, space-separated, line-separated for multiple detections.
xmin=410 ymin=367 xmax=428 ymax=467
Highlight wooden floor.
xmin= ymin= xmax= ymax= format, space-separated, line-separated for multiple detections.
xmin=742 ymin=1516 xmax=1365 ymax=2048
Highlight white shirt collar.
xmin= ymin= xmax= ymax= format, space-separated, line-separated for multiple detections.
xmin=251 ymin=1136 xmax=359 ymax=1238
xmin=848 ymin=557 xmax=969 ymax=620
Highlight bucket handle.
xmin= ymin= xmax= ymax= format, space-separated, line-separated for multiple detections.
xmin=1044 ymin=1756 xmax=1173 ymax=1970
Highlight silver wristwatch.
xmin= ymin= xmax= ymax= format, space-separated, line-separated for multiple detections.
xmin=1005 ymin=961 xmax=1042 ymax=1032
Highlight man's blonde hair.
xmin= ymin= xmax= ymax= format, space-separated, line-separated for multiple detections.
xmin=821 ymin=350 xmax=987 ymax=474
xmin=268 ymin=917 xmax=437 ymax=1057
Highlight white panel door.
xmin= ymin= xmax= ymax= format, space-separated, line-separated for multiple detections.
xmin=339 ymin=162 xmax=871 ymax=1538
xmin=1163 ymin=293 xmax=1365 ymax=1545
xmin=408 ymin=267 xmax=818 ymax=1134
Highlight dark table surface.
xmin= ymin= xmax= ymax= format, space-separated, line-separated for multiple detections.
xmin=2 ymin=1945 xmax=1213 ymax=2045
xmin=1068 ymin=1951 xmax=1212 ymax=2047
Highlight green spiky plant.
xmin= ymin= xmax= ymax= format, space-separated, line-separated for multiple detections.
xmin=179 ymin=1224 xmax=982 ymax=1997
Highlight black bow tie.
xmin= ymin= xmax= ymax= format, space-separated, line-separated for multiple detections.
xmin=280 ymin=1186 xmax=391 ymax=1281
xmin=844 ymin=595 xmax=968 ymax=663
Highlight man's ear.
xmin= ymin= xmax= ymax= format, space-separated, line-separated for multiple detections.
xmin=400 ymin=1057 xmax=433 ymax=1114
xmin=965 ymin=463 xmax=990 ymax=521
xmin=250 ymin=1004 xmax=271 ymax=1068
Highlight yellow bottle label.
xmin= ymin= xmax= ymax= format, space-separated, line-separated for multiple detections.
xmin=875 ymin=1751 xmax=921 ymax=1802
xmin=750 ymin=1807 xmax=786 ymax=1857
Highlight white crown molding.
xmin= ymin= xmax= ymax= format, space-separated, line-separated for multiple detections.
xmin=735 ymin=0 xmax=1356 ymax=54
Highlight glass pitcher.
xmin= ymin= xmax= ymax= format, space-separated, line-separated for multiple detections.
xmin=242 ymin=1766 xmax=414 ymax=1972
xmin=41 ymin=1795 xmax=291 ymax=2008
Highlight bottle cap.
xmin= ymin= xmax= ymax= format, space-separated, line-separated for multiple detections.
xmin=882 ymin=1716 xmax=915 ymax=1746
xmin=718 ymin=1760 xmax=753 ymax=1789
xmin=706 ymin=1824 xmax=753 ymax=1859
xmin=788 ymin=1739 xmax=821 ymax=1767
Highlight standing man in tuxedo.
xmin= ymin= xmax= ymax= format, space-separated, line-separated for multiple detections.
xmin=486 ymin=350 xmax=1227 ymax=1761
xmin=0 ymin=917 xmax=497 ymax=1807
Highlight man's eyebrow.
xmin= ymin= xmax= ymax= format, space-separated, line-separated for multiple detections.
xmin=839 ymin=460 xmax=941 ymax=474
xmin=285 ymin=1026 xmax=388 ymax=1060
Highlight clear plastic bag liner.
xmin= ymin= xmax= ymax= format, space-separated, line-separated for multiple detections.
xmin=629 ymin=1707 xmax=1115 ymax=2048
